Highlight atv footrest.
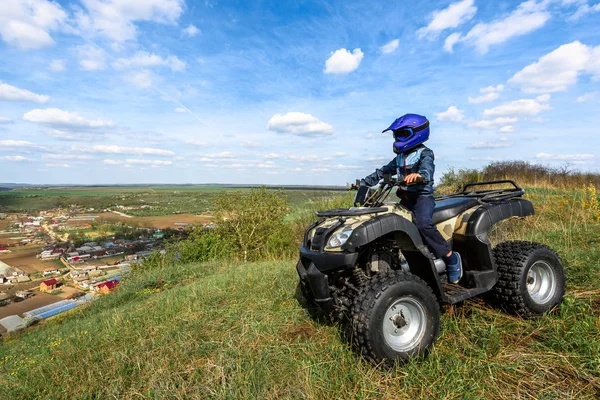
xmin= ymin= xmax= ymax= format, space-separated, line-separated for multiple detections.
xmin=442 ymin=283 xmax=489 ymax=304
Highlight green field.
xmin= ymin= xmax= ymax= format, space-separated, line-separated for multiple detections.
xmin=0 ymin=185 xmax=599 ymax=399
xmin=0 ymin=186 xmax=346 ymax=216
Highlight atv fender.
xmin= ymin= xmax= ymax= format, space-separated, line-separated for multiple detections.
xmin=341 ymin=213 xmax=446 ymax=299
xmin=453 ymin=198 xmax=535 ymax=289
xmin=341 ymin=213 xmax=430 ymax=256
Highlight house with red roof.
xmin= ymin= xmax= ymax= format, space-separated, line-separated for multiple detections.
xmin=40 ymin=278 xmax=58 ymax=292
xmin=97 ymin=280 xmax=119 ymax=295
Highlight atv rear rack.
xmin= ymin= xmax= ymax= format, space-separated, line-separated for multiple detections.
xmin=436 ymin=180 xmax=525 ymax=203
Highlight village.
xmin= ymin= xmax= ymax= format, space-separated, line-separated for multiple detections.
xmin=0 ymin=207 xmax=191 ymax=335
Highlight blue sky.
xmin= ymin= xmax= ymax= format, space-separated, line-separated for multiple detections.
xmin=0 ymin=0 xmax=599 ymax=185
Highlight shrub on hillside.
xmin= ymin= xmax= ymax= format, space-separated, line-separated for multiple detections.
xmin=213 ymin=187 xmax=291 ymax=262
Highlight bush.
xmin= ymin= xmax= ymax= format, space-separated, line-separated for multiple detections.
xmin=437 ymin=161 xmax=600 ymax=193
xmin=213 ymin=187 xmax=291 ymax=262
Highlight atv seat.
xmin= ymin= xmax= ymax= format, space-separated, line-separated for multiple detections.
xmin=432 ymin=197 xmax=479 ymax=224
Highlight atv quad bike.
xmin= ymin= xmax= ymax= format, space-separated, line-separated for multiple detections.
xmin=296 ymin=176 xmax=565 ymax=366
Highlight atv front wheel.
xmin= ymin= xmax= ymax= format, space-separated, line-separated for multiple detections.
xmin=351 ymin=271 xmax=440 ymax=366
xmin=489 ymin=241 xmax=565 ymax=318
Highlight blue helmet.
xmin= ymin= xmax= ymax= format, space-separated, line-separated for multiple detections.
xmin=382 ymin=113 xmax=430 ymax=154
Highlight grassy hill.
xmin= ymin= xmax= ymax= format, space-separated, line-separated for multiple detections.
xmin=1 ymin=186 xmax=599 ymax=399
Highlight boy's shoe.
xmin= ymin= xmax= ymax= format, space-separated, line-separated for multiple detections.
xmin=446 ymin=252 xmax=463 ymax=284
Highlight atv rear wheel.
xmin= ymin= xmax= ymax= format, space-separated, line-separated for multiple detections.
xmin=489 ymin=241 xmax=565 ymax=318
xmin=351 ymin=271 xmax=440 ymax=366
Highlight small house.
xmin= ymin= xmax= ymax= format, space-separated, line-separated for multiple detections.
xmin=40 ymin=278 xmax=58 ymax=292
xmin=97 ymin=280 xmax=119 ymax=294
xmin=43 ymin=268 xmax=60 ymax=276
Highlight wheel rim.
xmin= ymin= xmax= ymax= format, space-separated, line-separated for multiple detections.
xmin=526 ymin=261 xmax=556 ymax=305
xmin=382 ymin=296 xmax=427 ymax=352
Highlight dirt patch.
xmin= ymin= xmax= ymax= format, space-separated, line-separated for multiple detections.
xmin=280 ymin=321 xmax=316 ymax=342
xmin=0 ymin=246 xmax=54 ymax=274
xmin=0 ymin=292 xmax=62 ymax=319
xmin=55 ymin=286 xmax=84 ymax=300
xmin=98 ymin=213 xmax=212 ymax=229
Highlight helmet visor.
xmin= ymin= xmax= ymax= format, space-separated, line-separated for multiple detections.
xmin=393 ymin=128 xmax=414 ymax=142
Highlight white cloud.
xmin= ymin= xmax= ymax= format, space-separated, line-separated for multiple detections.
xmin=107 ymin=159 xmax=173 ymax=165
xmin=499 ymin=125 xmax=516 ymax=133
xmin=241 ymin=141 xmax=261 ymax=148
xmin=458 ymin=0 xmax=550 ymax=54
xmin=380 ymin=39 xmax=399 ymax=54
xmin=469 ymin=138 xmax=511 ymax=149
xmin=0 ymin=155 xmax=30 ymax=162
xmin=76 ymin=44 xmax=107 ymax=71
xmin=324 ymin=48 xmax=364 ymax=74
xmin=333 ymin=152 xmax=346 ymax=157
xmin=49 ymin=59 xmax=66 ymax=72
xmin=183 ymin=24 xmax=200 ymax=37
xmin=508 ymin=41 xmax=600 ymax=93
xmin=536 ymin=93 xmax=551 ymax=102
xmin=417 ymin=0 xmax=477 ymax=39
xmin=0 ymin=0 xmax=67 ymax=50
xmin=468 ymin=84 xmax=504 ymax=104
xmin=205 ymin=152 xmax=236 ymax=158
xmin=263 ymin=153 xmax=281 ymax=159
xmin=0 ymin=139 xmax=39 ymax=148
xmin=174 ymin=107 xmax=187 ymax=113
xmin=567 ymin=2 xmax=600 ymax=21
xmin=126 ymin=70 xmax=154 ymax=89
xmin=183 ymin=139 xmax=208 ymax=147
xmin=113 ymin=51 xmax=187 ymax=72
xmin=483 ymin=98 xmax=551 ymax=117
xmin=42 ymin=154 xmax=93 ymax=160
xmin=470 ymin=157 xmax=498 ymax=162
xmin=196 ymin=152 xmax=237 ymax=163
xmin=443 ymin=32 xmax=462 ymax=53
xmin=332 ymin=164 xmax=364 ymax=171
xmin=0 ymin=117 xmax=12 ymax=124
xmin=267 ymin=112 xmax=334 ymax=137
xmin=47 ymin=129 xmax=88 ymax=141
xmin=45 ymin=163 xmax=71 ymax=168
xmin=576 ymin=92 xmax=597 ymax=102
xmin=0 ymin=81 xmax=50 ymax=103
xmin=435 ymin=106 xmax=464 ymax=122
xmin=367 ymin=156 xmax=389 ymax=164
xmin=75 ymin=0 xmax=184 ymax=43
xmin=75 ymin=145 xmax=174 ymax=156
xmin=288 ymin=154 xmax=319 ymax=161
xmin=535 ymin=152 xmax=595 ymax=160
xmin=467 ymin=117 xmax=518 ymax=129
xmin=224 ymin=160 xmax=277 ymax=170
xmin=23 ymin=108 xmax=115 ymax=129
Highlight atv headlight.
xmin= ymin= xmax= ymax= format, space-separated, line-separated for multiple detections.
xmin=326 ymin=226 xmax=353 ymax=249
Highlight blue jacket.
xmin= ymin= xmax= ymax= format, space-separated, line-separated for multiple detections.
xmin=362 ymin=145 xmax=435 ymax=195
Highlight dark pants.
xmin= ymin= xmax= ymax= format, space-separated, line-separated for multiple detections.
xmin=400 ymin=193 xmax=451 ymax=258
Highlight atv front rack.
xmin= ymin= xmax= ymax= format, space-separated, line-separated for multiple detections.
xmin=437 ymin=180 xmax=525 ymax=203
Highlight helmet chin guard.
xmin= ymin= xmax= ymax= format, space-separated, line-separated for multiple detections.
xmin=383 ymin=114 xmax=430 ymax=154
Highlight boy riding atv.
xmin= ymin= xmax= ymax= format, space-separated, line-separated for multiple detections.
xmin=359 ymin=113 xmax=463 ymax=283
xmin=296 ymin=113 xmax=565 ymax=365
